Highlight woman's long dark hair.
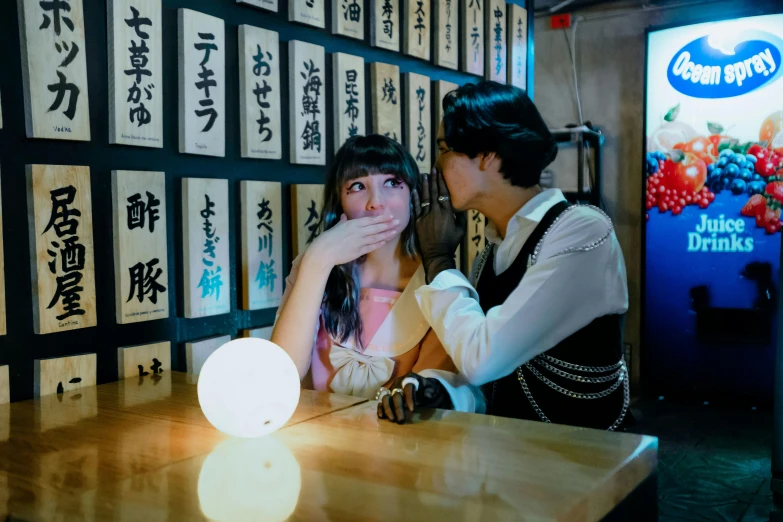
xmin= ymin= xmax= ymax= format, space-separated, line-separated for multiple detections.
xmin=318 ymin=134 xmax=420 ymax=348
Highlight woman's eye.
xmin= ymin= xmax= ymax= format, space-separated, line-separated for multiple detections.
xmin=348 ymin=182 xmax=364 ymax=191
xmin=385 ymin=178 xmax=403 ymax=187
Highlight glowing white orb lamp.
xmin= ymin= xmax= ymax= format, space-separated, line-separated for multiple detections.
xmin=197 ymin=338 xmax=301 ymax=438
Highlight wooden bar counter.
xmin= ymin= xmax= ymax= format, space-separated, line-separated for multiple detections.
xmin=0 ymin=372 xmax=657 ymax=521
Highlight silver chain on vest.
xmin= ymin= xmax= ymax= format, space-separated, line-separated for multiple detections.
xmin=534 ymin=356 xmax=624 ymax=383
xmin=517 ymin=360 xmax=630 ymax=432
xmin=474 ymin=203 xmax=629 ymax=431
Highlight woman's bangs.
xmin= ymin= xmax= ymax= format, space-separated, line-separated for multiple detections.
xmin=339 ymin=140 xmax=417 ymax=186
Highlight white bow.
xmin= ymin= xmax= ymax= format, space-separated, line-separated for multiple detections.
xmin=328 ymin=344 xmax=394 ymax=399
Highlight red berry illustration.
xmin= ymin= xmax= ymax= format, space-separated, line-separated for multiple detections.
xmin=756 ymin=207 xmax=781 ymax=228
xmin=765 ymin=181 xmax=783 ymax=203
xmin=742 ymin=194 xmax=767 ymax=217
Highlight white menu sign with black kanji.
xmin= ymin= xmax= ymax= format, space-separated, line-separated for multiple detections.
xmin=18 ymin=0 xmax=91 ymax=140
xmin=333 ymin=53 xmax=366 ymax=151
xmin=239 ymin=25 xmax=282 ymax=159
xmin=178 ymin=9 xmax=225 ymax=157
xmin=289 ymin=40 xmax=326 ymax=165
xmin=108 ymin=0 xmax=163 ymax=147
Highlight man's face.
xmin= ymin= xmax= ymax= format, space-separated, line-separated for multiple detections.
xmin=435 ymin=121 xmax=483 ymax=211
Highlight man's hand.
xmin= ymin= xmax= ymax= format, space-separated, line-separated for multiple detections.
xmin=413 ymin=169 xmax=467 ymax=283
xmin=377 ymin=373 xmax=454 ymax=424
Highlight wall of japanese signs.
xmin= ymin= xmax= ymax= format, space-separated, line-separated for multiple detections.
xmin=0 ymin=0 xmax=533 ymax=402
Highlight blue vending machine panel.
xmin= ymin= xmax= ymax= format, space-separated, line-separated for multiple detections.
xmin=643 ymin=13 xmax=783 ymax=401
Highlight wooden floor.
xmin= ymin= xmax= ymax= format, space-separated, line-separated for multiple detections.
xmin=0 ymin=371 xmax=657 ymax=521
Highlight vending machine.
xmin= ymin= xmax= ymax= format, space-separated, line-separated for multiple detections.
xmin=643 ymin=12 xmax=783 ymax=402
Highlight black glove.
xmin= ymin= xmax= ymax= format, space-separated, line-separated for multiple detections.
xmin=377 ymin=372 xmax=454 ymax=424
xmin=412 ymin=169 xmax=467 ymax=283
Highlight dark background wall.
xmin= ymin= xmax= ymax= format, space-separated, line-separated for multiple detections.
xmin=0 ymin=0 xmax=532 ymax=402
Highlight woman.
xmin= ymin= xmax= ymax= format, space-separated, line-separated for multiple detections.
xmin=271 ymin=135 xmax=457 ymax=408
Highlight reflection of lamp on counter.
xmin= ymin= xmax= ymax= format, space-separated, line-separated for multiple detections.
xmin=198 ymin=435 xmax=301 ymax=522
xmin=197 ymin=338 xmax=300 ymax=438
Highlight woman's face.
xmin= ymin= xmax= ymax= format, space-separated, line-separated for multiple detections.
xmin=340 ymin=172 xmax=411 ymax=237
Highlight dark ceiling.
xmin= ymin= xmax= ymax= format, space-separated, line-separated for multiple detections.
xmin=533 ymin=0 xmax=701 ymax=15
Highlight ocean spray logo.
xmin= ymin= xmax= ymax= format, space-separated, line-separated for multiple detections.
xmin=688 ymin=214 xmax=754 ymax=253
xmin=667 ymin=29 xmax=783 ymax=98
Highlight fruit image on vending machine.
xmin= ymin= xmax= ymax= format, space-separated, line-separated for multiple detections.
xmin=643 ymin=12 xmax=783 ymax=402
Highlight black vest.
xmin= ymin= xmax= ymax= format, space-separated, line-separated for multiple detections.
xmin=475 ymin=201 xmax=632 ymax=430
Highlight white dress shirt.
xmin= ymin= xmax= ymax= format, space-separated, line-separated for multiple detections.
xmin=416 ymin=188 xmax=629 ymax=413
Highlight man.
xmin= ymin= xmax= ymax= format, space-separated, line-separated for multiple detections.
xmin=378 ymin=81 xmax=631 ymax=430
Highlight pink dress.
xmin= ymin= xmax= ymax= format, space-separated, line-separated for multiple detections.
xmin=279 ymin=255 xmax=457 ymax=399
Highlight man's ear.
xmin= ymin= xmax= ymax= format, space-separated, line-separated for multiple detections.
xmin=478 ymin=152 xmax=499 ymax=172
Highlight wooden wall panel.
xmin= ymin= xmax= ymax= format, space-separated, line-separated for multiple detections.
xmin=289 ymin=40 xmax=326 ymax=165
xmin=237 ymin=0 xmax=278 ymax=12
xmin=289 ymin=0 xmax=325 ymax=28
xmin=370 ymin=62 xmax=402 ymax=143
xmin=238 ymin=25 xmax=282 ymax=159
xmin=17 ymin=0 xmax=91 ymax=140
xmin=178 ymin=9 xmax=225 ymax=157
xmin=434 ymin=0 xmax=458 ymax=69
xmin=291 ymin=184 xmax=325 ymax=259
xmin=240 ymin=181 xmax=283 ymax=310
xmin=332 ymin=52 xmax=366 ymax=151
xmin=242 ymin=326 xmax=273 ymax=339
xmin=185 ymin=335 xmax=231 ymax=376
xmin=466 ymin=209 xmax=487 ymax=274
xmin=333 ymin=0 xmax=364 ymax=39
xmin=117 ymin=341 xmax=171 ymax=380
xmin=403 ymin=0 xmax=430 ymax=60
xmin=27 ymin=165 xmax=97 ymax=335
xmin=0 ymin=366 xmax=8 ymax=405
xmin=370 ymin=0 xmax=399 ymax=51
xmin=34 ymin=353 xmax=97 ymax=397
xmin=182 ymin=178 xmax=230 ymax=318
xmin=460 ymin=0 xmax=484 ymax=76
xmin=433 ymin=79 xmax=458 ymax=160
xmin=108 ymin=0 xmax=163 ymax=147
xmin=507 ymin=4 xmax=528 ymax=89
xmin=485 ymin=0 xmax=507 ymax=82
xmin=404 ymin=72 xmax=431 ymax=174
xmin=111 ymin=170 xmax=169 ymax=324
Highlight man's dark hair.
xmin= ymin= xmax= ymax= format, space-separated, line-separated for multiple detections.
xmin=441 ymin=81 xmax=558 ymax=188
